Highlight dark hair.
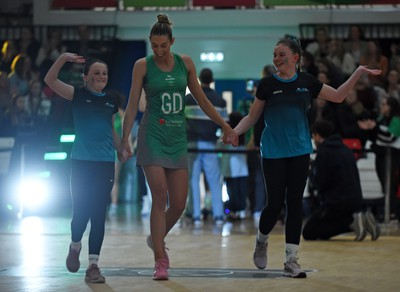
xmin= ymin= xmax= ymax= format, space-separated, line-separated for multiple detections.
xmin=150 ymin=13 xmax=173 ymax=40
xmin=82 ymin=58 xmax=107 ymax=75
xmin=199 ymin=68 xmax=213 ymax=85
xmin=311 ymin=120 xmax=335 ymax=139
xmin=385 ymin=96 xmax=400 ymax=121
xmin=276 ymin=35 xmax=302 ymax=72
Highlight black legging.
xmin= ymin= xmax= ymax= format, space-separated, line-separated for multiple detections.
xmin=70 ymin=159 xmax=114 ymax=255
xmin=259 ymin=154 xmax=309 ymax=245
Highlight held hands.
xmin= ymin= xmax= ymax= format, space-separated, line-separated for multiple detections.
xmin=358 ymin=119 xmax=376 ymax=130
xmin=221 ymin=126 xmax=239 ymax=146
xmin=117 ymin=140 xmax=133 ymax=163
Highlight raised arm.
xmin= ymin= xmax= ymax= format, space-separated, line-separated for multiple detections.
xmin=44 ymin=53 xmax=85 ymax=100
xmin=119 ymin=58 xmax=146 ymax=162
xmin=318 ymin=65 xmax=381 ymax=103
xmin=183 ymin=55 xmax=236 ymax=143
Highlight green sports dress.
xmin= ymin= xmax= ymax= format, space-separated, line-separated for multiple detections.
xmin=136 ymin=53 xmax=188 ymax=169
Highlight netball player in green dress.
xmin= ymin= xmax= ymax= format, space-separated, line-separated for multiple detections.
xmin=119 ymin=14 xmax=236 ymax=280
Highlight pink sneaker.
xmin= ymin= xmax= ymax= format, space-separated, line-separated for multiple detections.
xmin=146 ymin=235 xmax=169 ymax=268
xmin=153 ymin=258 xmax=169 ymax=280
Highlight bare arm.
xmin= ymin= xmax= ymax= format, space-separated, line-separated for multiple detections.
xmin=43 ymin=53 xmax=85 ymax=100
xmin=182 ymin=55 xmax=236 ymax=143
xmin=318 ymin=65 xmax=381 ymax=103
xmin=234 ymin=98 xmax=265 ymax=137
xmin=119 ymin=58 xmax=146 ymax=162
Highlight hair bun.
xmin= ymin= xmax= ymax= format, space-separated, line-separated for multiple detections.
xmin=157 ymin=13 xmax=170 ymax=24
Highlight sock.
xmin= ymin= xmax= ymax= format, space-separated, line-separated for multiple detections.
xmin=257 ymin=230 xmax=269 ymax=244
xmin=88 ymin=254 xmax=99 ymax=266
xmin=285 ymin=243 xmax=299 ymax=262
xmin=70 ymin=241 xmax=81 ymax=252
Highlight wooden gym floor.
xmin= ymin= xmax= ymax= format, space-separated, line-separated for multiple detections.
xmin=0 ymin=208 xmax=399 ymax=292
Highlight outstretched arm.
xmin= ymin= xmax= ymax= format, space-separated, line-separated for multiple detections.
xmin=318 ymin=65 xmax=381 ymax=103
xmin=232 ymin=98 xmax=265 ymax=146
xmin=44 ymin=53 xmax=85 ymax=100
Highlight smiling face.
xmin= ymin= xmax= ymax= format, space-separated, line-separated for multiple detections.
xmin=150 ymin=34 xmax=174 ymax=59
xmin=83 ymin=62 xmax=108 ymax=93
xmin=273 ymin=44 xmax=299 ymax=76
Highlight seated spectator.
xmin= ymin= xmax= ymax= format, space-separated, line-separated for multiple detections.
xmin=16 ymin=27 xmax=41 ymax=73
xmin=344 ymin=25 xmax=368 ymax=66
xmin=326 ymin=38 xmax=356 ymax=79
xmin=0 ymin=40 xmax=17 ymax=74
xmin=336 ymin=88 xmax=370 ymax=148
xmin=355 ymin=75 xmax=379 ymax=116
xmin=385 ymin=69 xmax=400 ymax=101
xmin=0 ymin=71 xmax=12 ymax=112
xmin=302 ymin=120 xmax=380 ymax=241
xmin=27 ymin=80 xmax=52 ymax=125
xmin=358 ymin=96 xmax=400 ymax=222
xmin=301 ymin=51 xmax=318 ymax=77
xmin=1 ymin=95 xmax=33 ymax=136
xmin=305 ymin=26 xmax=330 ymax=62
xmin=316 ymin=58 xmax=345 ymax=89
xmin=36 ymin=29 xmax=67 ymax=81
xmin=8 ymin=54 xmax=33 ymax=98
xmin=359 ymin=40 xmax=389 ymax=88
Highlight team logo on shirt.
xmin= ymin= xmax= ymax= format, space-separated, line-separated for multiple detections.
xmin=105 ymin=102 xmax=114 ymax=108
xmin=273 ymin=90 xmax=282 ymax=95
xmin=296 ymin=88 xmax=309 ymax=92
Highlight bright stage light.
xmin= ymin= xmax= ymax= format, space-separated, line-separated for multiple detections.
xmin=18 ymin=179 xmax=49 ymax=209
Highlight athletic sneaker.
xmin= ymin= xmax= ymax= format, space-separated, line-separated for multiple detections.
xmin=365 ymin=210 xmax=381 ymax=241
xmin=351 ymin=212 xmax=367 ymax=241
xmin=153 ymin=259 xmax=169 ymax=280
xmin=146 ymin=235 xmax=169 ymax=268
xmin=253 ymin=238 xmax=267 ymax=269
xmin=284 ymin=257 xmax=307 ymax=278
xmin=66 ymin=245 xmax=81 ymax=273
xmin=85 ymin=264 xmax=105 ymax=283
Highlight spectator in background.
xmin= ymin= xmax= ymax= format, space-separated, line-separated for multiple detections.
xmin=0 ymin=40 xmax=17 ymax=74
xmin=305 ymin=26 xmax=330 ymax=62
xmin=301 ymin=51 xmax=319 ymax=77
xmin=220 ymin=111 xmax=249 ymax=220
xmin=0 ymin=71 xmax=12 ymax=113
xmin=27 ymin=80 xmax=52 ymax=126
xmin=16 ymin=27 xmax=41 ymax=73
xmin=355 ymin=74 xmax=379 ymax=116
xmin=336 ymin=88 xmax=370 ymax=148
xmin=36 ymin=29 xmax=67 ymax=82
xmin=302 ymin=120 xmax=380 ymax=241
xmin=326 ymin=38 xmax=357 ymax=79
xmin=185 ymin=67 xmax=227 ymax=227
xmin=359 ymin=40 xmax=389 ymax=88
xmin=358 ymin=96 xmax=400 ymax=222
xmin=344 ymin=25 xmax=368 ymax=66
xmin=385 ymin=69 xmax=400 ymax=101
xmin=8 ymin=54 xmax=32 ymax=98
xmin=2 ymin=95 xmax=33 ymax=136
xmin=316 ymin=58 xmax=345 ymax=89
